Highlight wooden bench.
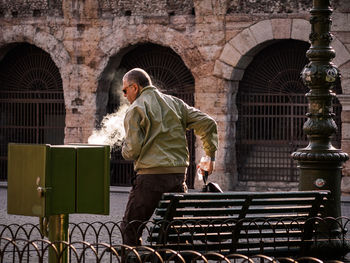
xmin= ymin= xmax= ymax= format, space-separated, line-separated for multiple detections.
xmin=147 ymin=191 xmax=331 ymax=257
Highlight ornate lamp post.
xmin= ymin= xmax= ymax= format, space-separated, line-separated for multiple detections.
xmin=292 ymin=0 xmax=348 ymax=219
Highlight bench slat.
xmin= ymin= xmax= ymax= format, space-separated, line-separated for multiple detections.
xmin=160 ymin=191 xmax=329 ymax=201
xmin=150 ymin=239 xmax=304 ymax=253
xmin=149 ymin=222 xmax=307 ymax=235
xmin=150 ymin=231 xmax=304 ymax=243
xmin=156 ymin=199 xmax=324 ymax=209
xmin=156 ymin=206 xmax=317 ymax=217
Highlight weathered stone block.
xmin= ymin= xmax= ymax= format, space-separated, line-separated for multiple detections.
xmin=340 ymin=78 xmax=350 ymax=95
xmin=291 ymin=19 xmax=310 ymax=42
xmin=194 ymin=28 xmax=225 ymax=45
xmin=195 ymin=76 xmax=221 ymax=89
xmin=333 ymin=37 xmax=350 ymax=67
xmin=143 ymin=16 xmax=169 ymax=25
xmin=225 ymin=30 xmax=240 ymax=42
xmin=250 ymin=20 xmax=273 ymax=44
xmin=229 ymin=28 xmax=257 ymax=56
xmin=213 ymin=59 xmax=234 ymax=80
xmin=225 ymin=21 xmax=254 ymax=30
xmin=341 ymin=110 xmax=350 ymax=122
xmin=340 ymin=62 xmax=350 ymax=80
xmin=333 ymin=32 xmax=350 ymax=46
xmin=64 ymin=127 xmax=83 ymax=143
xmin=198 ymin=45 xmax=222 ymax=60
xmin=342 ymin=123 xmax=350 ymax=139
xmin=271 ymin=18 xmax=292 ymax=39
xmin=219 ymin=43 xmax=240 ymax=67
xmin=332 ymin=12 xmax=350 ymax=32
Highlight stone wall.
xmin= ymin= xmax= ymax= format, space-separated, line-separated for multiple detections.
xmin=100 ymin=0 xmax=194 ymax=16
xmin=0 ymin=0 xmax=350 ymax=192
xmin=227 ymin=0 xmax=310 ymax=14
xmin=0 ymin=0 xmax=345 ymax=18
xmin=0 ymin=0 xmax=62 ymax=17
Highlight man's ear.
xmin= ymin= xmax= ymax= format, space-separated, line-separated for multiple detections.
xmin=135 ymin=84 xmax=141 ymax=93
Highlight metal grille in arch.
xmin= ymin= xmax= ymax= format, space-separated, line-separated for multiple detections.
xmin=107 ymin=43 xmax=196 ymax=188
xmin=236 ymin=40 xmax=342 ymax=182
xmin=0 ymin=43 xmax=65 ymax=180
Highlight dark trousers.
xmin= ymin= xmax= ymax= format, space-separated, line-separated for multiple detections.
xmin=121 ymin=173 xmax=187 ymax=246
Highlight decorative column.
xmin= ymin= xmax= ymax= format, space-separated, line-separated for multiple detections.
xmin=292 ymin=0 xmax=348 ymax=219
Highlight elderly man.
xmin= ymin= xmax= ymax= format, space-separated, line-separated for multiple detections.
xmin=120 ymin=68 xmax=218 ymax=246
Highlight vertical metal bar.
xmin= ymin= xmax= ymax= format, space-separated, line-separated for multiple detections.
xmin=36 ymin=101 xmax=39 ymax=143
xmin=48 ymin=214 xmax=69 ymax=263
xmin=16 ymin=94 xmax=19 ymax=143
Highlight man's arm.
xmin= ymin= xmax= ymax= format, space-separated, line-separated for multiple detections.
xmin=183 ymin=103 xmax=218 ymax=174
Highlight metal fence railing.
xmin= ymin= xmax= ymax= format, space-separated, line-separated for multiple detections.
xmin=1 ymin=239 xmax=349 ymax=263
xmin=1 ymin=217 xmax=350 ymax=262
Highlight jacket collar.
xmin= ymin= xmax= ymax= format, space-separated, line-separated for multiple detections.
xmin=140 ymin=85 xmax=157 ymax=94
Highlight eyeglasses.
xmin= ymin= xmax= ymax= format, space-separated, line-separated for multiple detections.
xmin=122 ymin=84 xmax=134 ymax=94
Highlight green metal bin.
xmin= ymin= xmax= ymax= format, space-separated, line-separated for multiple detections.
xmin=7 ymin=143 xmax=110 ymax=217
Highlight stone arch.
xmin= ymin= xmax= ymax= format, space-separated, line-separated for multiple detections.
xmin=214 ymin=18 xmax=350 ymax=190
xmin=97 ymin=25 xmax=204 ymax=81
xmin=0 ymin=25 xmax=71 ymax=102
xmin=96 ymin=25 xmax=204 ymax=121
xmin=96 ymin=40 xmax=199 ymax=122
xmin=214 ymin=18 xmax=350 ymax=81
xmin=0 ymin=43 xmax=66 ymax=180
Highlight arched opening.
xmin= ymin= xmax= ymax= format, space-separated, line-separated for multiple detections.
xmin=236 ymin=40 xmax=342 ymax=184
xmin=0 ymin=43 xmax=65 ymax=181
xmin=99 ymin=43 xmax=196 ymax=188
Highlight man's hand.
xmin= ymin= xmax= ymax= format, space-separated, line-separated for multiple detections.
xmin=198 ymin=160 xmax=215 ymax=176
xmin=206 ymin=160 xmax=215 ymax=175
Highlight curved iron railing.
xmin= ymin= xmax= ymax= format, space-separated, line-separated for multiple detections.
xmin=1 ymin=217 xmax=350 ymax=262
xmin=0 ymin=238 xmax=348 ymax=263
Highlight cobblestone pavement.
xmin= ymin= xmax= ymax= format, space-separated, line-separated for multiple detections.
xmin=2 ymin=185 xmax=350 ymax=225
xmin=0 ymin=185 xmax=130 ymax=225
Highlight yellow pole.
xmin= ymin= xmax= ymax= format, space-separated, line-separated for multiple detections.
xmin=48 ymin=214 xmax=69 ymax=263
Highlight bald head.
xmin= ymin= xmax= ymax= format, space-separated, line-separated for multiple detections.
xmin=123 ymin=68 xmax=152 ymax=89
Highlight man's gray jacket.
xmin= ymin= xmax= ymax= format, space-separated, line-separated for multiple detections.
xmin=122 ymin=85 xmax=218 ymax=175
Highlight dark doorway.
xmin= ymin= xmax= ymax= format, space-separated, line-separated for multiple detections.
xmin=107 ymin=43 xmax=196 ymax=188
xmin=0 ymin=43 xmax=65 ymax=181
xmin=236 ymin=40 xmax=342 ymax=182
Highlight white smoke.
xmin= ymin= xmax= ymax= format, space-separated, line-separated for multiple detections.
xmin=88 ymin=68 xmax=129 ymax=148
xmin=88 ymin=104 xmax=129 ymax=148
